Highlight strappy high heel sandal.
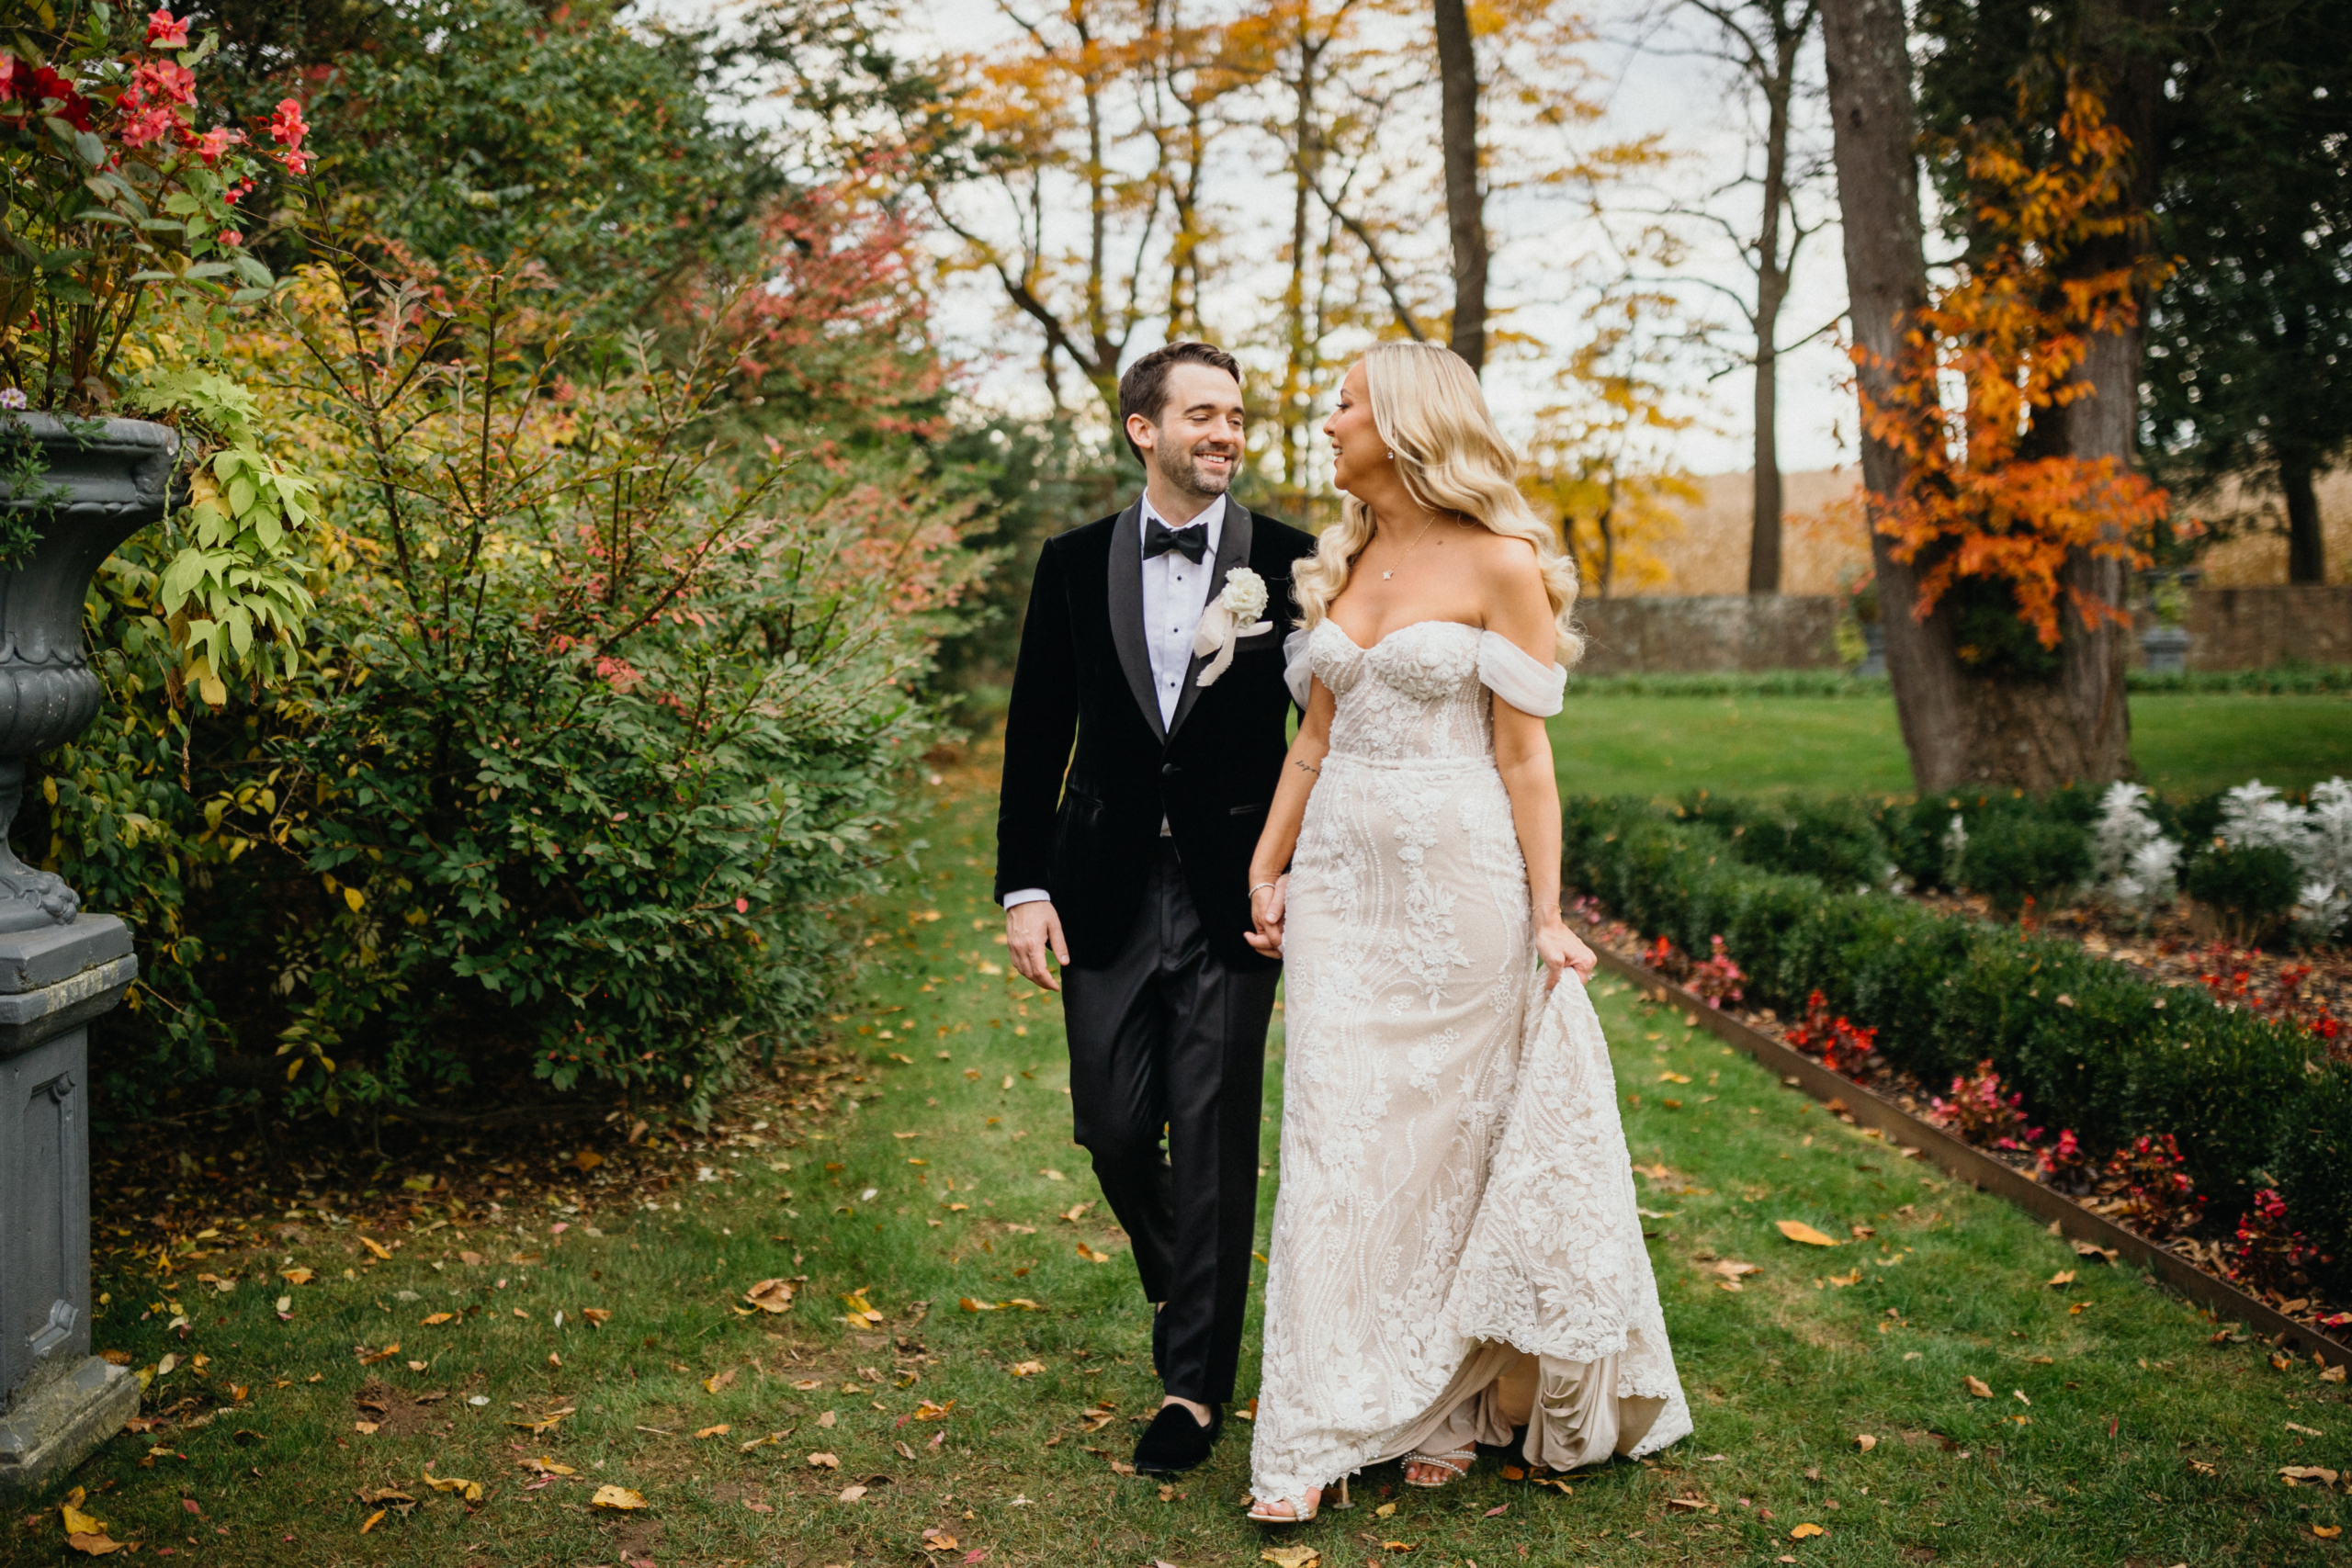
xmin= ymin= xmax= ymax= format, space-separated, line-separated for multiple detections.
xmin=1402 ymin=1446 xmax=1475 ymax=1488
xmin=1246 ymin=1486 xmax=1322 ymax=1524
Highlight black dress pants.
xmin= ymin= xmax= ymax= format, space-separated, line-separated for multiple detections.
xmin=1062 ymin=841 xmax=1279 ymax=1406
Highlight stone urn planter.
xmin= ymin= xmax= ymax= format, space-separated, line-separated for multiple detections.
xmin=0 ymin=416 xmax=170 ymax=1492
xmin=2140 ymin=623 xmax=2192 ymax=674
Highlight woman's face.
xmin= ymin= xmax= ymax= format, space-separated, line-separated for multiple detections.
xmin=1322 ymin=361 xmax=1381 ymax=497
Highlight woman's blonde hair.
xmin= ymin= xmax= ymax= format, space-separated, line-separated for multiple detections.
xmin=1291 ymin=340 xmax=1583 ymax=664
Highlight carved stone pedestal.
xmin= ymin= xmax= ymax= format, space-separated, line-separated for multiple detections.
xmin=0 ymin=917 xmax=139 ymax=1492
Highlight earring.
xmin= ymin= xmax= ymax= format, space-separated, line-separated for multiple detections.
xmin=1385 ymin=450 xmax=1395 ymax=460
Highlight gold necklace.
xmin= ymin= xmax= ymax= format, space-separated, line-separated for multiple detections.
xmin=1380 ymin=514 xmax=1441 ymax=581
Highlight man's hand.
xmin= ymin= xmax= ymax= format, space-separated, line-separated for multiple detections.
xmin=1006 ymin=900 xmax=1069 ymax=991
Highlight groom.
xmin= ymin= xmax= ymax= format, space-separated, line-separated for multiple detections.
xmin=996 ymin=342 xmax=1317 ymax=1474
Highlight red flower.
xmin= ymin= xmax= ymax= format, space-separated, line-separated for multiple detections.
xmin=190 ymin=126 xmax=232 ymax=165
xmin=129 ymin=58 xmax=196 ymax=107
xmin=145 ymin=8 xmax=190 ymax=48
xmin=216 ymin=228 xmax=242 ymax=248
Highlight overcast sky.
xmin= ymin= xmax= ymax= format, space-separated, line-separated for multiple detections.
xmin=687 ymin=0 xmax=1862 ymax=479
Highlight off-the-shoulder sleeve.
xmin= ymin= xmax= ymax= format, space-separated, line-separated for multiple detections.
xmin=1477 ymin=630 xmax=1567 ymax=717
xmin=1283 ymin=626 xmax=1313 ymax=708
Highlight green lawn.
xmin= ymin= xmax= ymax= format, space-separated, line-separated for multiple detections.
xmin=1553 ymin=691 xmax=2352 ymax=798
xmin=40 ymin=769 xmax=2349 ymax=1566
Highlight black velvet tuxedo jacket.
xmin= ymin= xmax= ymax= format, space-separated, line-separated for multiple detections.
xmin=994 ymin=498 xmax=1319 ymax=971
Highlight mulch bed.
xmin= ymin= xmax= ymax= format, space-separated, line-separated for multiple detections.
xmin=1568 ymin=897 xmax=2352 ymax=1348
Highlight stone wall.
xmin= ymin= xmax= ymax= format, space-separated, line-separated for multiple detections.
xmin=2181 ymin=585 xmax=2352 ymax=671
xmin=1573 ymin=593 xmax=1844 ymax=675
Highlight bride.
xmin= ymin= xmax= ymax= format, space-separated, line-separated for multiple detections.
xmin=1240 ymin=342 xmax=1690 ymax=1522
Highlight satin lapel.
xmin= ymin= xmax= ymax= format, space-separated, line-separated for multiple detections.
xmin=1167 ymin=497 xmax=1253 ymax=739
xmin=1106 ymin=501 xmax=1165 ymax=743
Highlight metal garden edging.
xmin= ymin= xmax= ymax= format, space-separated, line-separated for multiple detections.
xmin=1580 ymin=939 xmax=2352 ymax=1371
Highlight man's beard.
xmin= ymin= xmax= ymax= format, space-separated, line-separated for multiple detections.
xmin=1151 ymin=438 xmax=1237 ymax=503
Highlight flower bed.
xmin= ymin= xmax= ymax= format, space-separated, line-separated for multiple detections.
xmin=1563 ymin=796 xmax=2352 ymax=1325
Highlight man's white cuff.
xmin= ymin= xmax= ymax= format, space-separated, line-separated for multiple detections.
xmin=1002 ymin=887 xmax=1052 ymax=910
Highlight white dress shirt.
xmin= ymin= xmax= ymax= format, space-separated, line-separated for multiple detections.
xmin=1003 ymin=493 xmax=1224 ymax=911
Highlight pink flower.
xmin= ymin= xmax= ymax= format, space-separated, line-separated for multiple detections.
xmin=118 ymin=102 xmax=177 ymax=149
xmin=734 ymin=897 xmax=750 ymax=914
xmin=190 ymin=126 xmax=232 ymax=164
xmin=216 ymin=228 xmax=242 ymax=247
xmin=268 ymin=96 xmax=308 ymax=150
xmin=130 ymin=58 xmax=195 ymax=107
xmin=145 ymin=8 xmax=190 ymax=48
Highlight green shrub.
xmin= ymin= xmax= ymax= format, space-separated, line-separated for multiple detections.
xmin=1957 ymin=813 xmax=2094 ymax=916
xmin=54 ymin=220 xmax=978 ymax=1126
xmin=1675 ymin=793 xmax=1894 ymax=894
xmin=2183 ymin=843 xmax=2301 ymax=943
xmin=1562 ymin=797 xmax=2349 ymax=1292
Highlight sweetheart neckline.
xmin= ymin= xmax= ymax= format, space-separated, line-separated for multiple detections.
xmin=1318 ymin=617 xmax=1484 ymax=654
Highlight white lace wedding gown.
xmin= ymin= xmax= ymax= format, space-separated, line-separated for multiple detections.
xmin=1249 ymin=619 xmax=1690 ymax=1509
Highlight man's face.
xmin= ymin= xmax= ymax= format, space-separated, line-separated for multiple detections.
xmin=1129 ymin=363 xmax=1245 ymax=502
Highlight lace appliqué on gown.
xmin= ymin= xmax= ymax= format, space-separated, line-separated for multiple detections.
xmin=1250 ymin=620 xmax=1690 ymax=1509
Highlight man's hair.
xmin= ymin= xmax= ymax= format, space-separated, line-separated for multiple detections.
xmin=1117 ymin=341 xmax=1242 ymax=468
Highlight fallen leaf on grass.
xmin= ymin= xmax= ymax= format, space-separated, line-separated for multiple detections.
xmin=922 ymin=1528 xmax=960 ymax=1551
xmin=1009 ymin=1361 xmax=1046 ymax=1377
xmin=2046 ymin=1270 xmax=2075 ymax=1288
xmin=358 ymin=1511 xmax=386 ymax=1536
xmin=792 ymin=1378 xmax=824 ymax=1390
xmin=1855 ymin=1434 xmax=1877 ymax=1451
xmin=1658 ymin=1071 xmax=1691 ymax=1084
xmin=1261 ymin=1547 xmax=1319 ymax=1568
xmin=60 ymin=1494 xmax=107 ymax=1537
xmin=2072 ymin=1241 xmax=2119 ymax=1263
xmin=356 ymin=1343 xmax=401 ymax=1365
xmin=1380 ymin=1543 xmax=1416 ymax=1554
xmin=519 ymin=1457 xmax=578 ymax=1476
xmin=2186 ymin=1458 xmax=2217 ymax=1475
xmin=358 ymin=1236 xmax=393 ymax=1261
xmin=1374 ymin=1501 xmax=1397 ymax=1517
xmin=506 ymin=1407 xmax=573 ymax=1435
xmin=1776 ymin=1221 xmax=1840 ymax=1247
xmin=582 ymin=1307 xmax=611 ymax=1328
xmin=590 ymin=1485 xmax=648 ymax=1511
xmin=2317 ymin=1525 xmax=2343 ymax=1539
xmin=841 ymin=1292 xmax=884 ymax=1327
xmin=2287 ymin=1421 xmax=2325 ymax=1436
xmin=705 ymin=1369 xmax=740 ymax=1394
xmin=279 ymin=1267 xmax=315 ymax=1285
xmin=1059 ymin=1202 xmax=1094 ymax=1223
xmin=745 ymin=1280 xmax=796 ymax=1314
xmin=1483 ymin=1504 xmax=1507 ymax=1517
xmin=420 ymin=1313 xmax=455 ymax=1326
xmin=1040 ymin=1168 xmax=1064 ymax=1180
xmin=1963 ymin=1377 xmax=1994 ymax=1398
xmin=422 ymin=1472 xmax=484 ymax=1502
xmin=2280 ymin=1466 xmax=2341 ymax=1486
xmin=838 ymin=1483 xmax=867 ymax=1503
xmin=1790 ymin=1522 xmax=1825 ymax=1539
xmin=1109 ymin=1459 xmax=1136 ymax=1475
xmin=808 ymin=1452 xmax=841 ymax=1469
xmin=913 ymin=1400 xmax=956 ymax=1420
xmin=695 ymin=1425 xmax=731 ymax=1438
xmin=1076 ymin=1242 xmax=1112 ymax=1264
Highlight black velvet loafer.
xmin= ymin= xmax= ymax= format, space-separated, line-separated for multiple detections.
xmin=1132 ymin=1401 xmax=1222 ymax=1474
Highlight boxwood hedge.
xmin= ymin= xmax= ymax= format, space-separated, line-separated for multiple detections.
xmin=1564 ymin=796 xmax=2351 ymax=1292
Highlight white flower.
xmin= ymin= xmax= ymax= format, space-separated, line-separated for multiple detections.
xmin=1219 ymin=566 xmax=1269 ymax=624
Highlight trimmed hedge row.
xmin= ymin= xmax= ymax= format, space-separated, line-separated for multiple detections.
xmin=1556 ymin=664 xmax=2352 ymax=700
xmin=1564 ymin=796 xmax=2352 ymax=1292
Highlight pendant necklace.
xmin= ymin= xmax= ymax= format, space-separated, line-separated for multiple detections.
xmin=1381 ymin=514 xmax=1441 ymax=581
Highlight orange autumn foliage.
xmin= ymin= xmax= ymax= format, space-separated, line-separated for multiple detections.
xmin=1858 ymin=80 xmax=2176 ymax=649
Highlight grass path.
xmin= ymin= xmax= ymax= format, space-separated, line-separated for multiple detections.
xmin=1549 ymin=691 xmax=2352 ymax=797
xmin=40 ymin=761 xmax=2352 ymax=1567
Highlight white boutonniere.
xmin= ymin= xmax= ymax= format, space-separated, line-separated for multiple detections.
xmin=1192 ymin=566 xmax=1274 ymax=687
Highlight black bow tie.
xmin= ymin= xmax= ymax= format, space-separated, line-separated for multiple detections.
xmin=1143 ymin=517 xmax=1209 ymax=563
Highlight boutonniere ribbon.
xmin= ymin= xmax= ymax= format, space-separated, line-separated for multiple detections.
xmin=1193 ymin=566 xmax=1274 ymax=687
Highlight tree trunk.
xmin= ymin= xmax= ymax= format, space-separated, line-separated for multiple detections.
xmin=1747 ymin=15 xmax=1797 ymax=595
xmin=1434 ymin=0 xmax=1487 ymax=374
xmin=1820 ymin=0 xmax=1968 ymax=788
xmin=2282 ymin=450 xmax=2328 ymax=583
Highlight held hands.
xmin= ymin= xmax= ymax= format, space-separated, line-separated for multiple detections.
xmin=1535 ymin=917 xmax=1597 ymax=994
xmin=1243 ymin=874 xmax=1289 ymax=958
xmin=1006 ymin=900 xmax=1069 ymax=992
